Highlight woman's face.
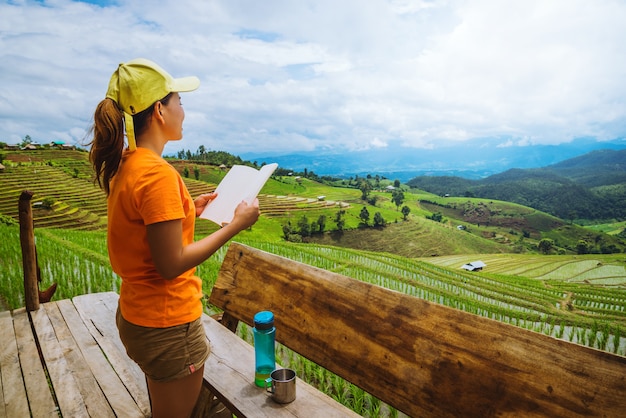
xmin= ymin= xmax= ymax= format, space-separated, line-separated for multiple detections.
xmin=161 ymin=93 xmax=185 ymax=141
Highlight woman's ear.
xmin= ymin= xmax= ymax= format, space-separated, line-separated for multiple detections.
xmin=154 ymin=101 xmax=165 ymax=122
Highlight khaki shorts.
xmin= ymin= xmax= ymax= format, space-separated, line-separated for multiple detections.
xmin=116 ymin=307 xmax=210 ymax=382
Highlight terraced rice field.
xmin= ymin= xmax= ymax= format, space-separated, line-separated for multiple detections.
xmin=427 ymin=254 xmax=626 ymax=286
xmin=0 ymin=164 xmax=107 ymax=229
xmin=0 ymin=156 xmax=348 ymax=232
xmin=2 ymin=222 xmax=623 ymax=356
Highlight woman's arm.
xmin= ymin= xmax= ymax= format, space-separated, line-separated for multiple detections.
xmin=146 ymin=198 xmax=260 ymax=279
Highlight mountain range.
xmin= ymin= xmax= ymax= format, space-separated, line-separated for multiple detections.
xmin=407 ymin=148 xmax=626 ymax=222
xmin=244 ymin=140 xmax=626 ymax=222
xmin=242 ymin=137 xmax=626 ymax=182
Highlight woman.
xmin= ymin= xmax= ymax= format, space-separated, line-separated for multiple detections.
xmin=89 ymin=58 xmax=259 ymax=418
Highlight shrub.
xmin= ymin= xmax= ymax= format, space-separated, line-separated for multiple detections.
xmin=41 ymin=197 xmax=55 ymax=210
xmin=0 ymin=214 xmax=16 ymax=225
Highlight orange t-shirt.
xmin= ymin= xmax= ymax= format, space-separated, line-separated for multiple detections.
xmin=108 ymin=147 xmax=202 ymax=328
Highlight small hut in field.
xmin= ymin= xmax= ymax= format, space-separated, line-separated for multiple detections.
xmin=461 ymin=261 xmax=486 ymax=271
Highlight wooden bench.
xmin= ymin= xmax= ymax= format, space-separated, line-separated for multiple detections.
xmin=208 ymin=242 xmax=626 ymax=417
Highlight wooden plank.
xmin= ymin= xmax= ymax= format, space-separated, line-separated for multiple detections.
xmin=0 ymin=310 xmax=29 ymax=418
xmin=0 ymin=315 xmax=5 ymax=418
xmin=56 ymin=299 xmax=146 ymax=417
xmin=18 ymin=190 xmax=39 ymax=311
xmin=30 ymin=304 xmax=90 ymax=417
xmin=201 ymin=314 xmax=360 ymax=417
xmin=11 ymin=308 xmax=57 ymax=417
xmin=72 ymin=292 xmax=151 ymax=416
xmin=44 ymin=301 xmax=116 ymax=417
xmin=210 ymin=242 xmax=626 ymax=418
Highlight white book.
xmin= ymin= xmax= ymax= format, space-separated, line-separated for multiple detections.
xmin=199 ymin=163 xmax=278 ymax=226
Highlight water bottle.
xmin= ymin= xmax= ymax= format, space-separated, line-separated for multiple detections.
xmin=253 ymin=311 xmax=276 ymax=387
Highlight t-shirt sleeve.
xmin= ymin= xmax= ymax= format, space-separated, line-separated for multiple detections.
xmin=135 ymin=165 xmax=185 ymax=225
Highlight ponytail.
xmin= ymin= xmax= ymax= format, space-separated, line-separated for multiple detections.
xmin=88 ymin=98 xmax=124 ymax=196
xmin=88 ymin=93 xmax=172 ymax=195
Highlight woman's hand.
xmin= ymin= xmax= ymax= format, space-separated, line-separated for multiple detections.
xmin=194 ymin=192 xmax=217 ymax=217
xmin=228 ymin=198 xmax=260 ymax=230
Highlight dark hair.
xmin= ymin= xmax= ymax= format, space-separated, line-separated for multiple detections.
xmin=88 ymin=93 xmax=172 ymax=195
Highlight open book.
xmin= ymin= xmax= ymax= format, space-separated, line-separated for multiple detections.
xmin=199 ymin=163 xmax=278 ymax=226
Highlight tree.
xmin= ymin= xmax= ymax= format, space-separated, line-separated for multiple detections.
xmin=183 ymin=167 xmax=189 ymax=178
xmin=359 ymin=180 xmax=372 ymax=201
xmin=401 ymin=205 xmax=411 ymax=220
xmin=334 ymin=210 xmax=345 ymax=232
xmin=373 ymin=212 xmax=386 ymax=227
xmin=298 ymin=215 xmax=311 ymax=237
xmin=568 ymin=211 xmax=577 ymax=225
xmin=393 ymin=179 xmax=401 ymax=188
xmin=391 ymin=190 xmax=405 ymax=210
xmin=359 ymin=206 xmax=370 ymax=225
xmin=316 ymin=215 xmax=327 ymax=234
xmin=21 ymin=135 xmax=32 ymax=148
xmin=282 ymin=221 xmax=302 ymax=242
xmin=193 ymin=166 xmax=200 ymax=180
xmin=427 ymin=212 xmax=443 ymax=222
xmin=576 ymin=240 xmax=589 ymax=255
xmin=282 ymin=222 xmax=293 ymax=240
xmin=538 ymin=238 xmax=554 ymax=254
xmin=198 ymin=145 xmax=206 ymax=160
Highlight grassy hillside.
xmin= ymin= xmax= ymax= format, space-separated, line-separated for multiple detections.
xmin=306 ymin=218 xmax=506 ymax=257
xmin=418 ymin=195 xmax=626 ymax=254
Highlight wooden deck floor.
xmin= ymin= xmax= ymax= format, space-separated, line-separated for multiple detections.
xmin=1 ymin=293 xmax=150 ymax=418
xmin=2 ymin=292 xmax=359 ymax=418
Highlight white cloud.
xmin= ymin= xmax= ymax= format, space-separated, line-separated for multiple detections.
xmin=370 ymin=137 xmax=388 ymax=148
xmin=1 ymin=0 xmax=625 ymax=155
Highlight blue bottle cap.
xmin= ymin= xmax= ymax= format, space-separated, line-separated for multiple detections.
xmin=254 ymin=311 xmax=274 ymax=330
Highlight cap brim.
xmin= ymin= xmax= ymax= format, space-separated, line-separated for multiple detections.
xmin=171 ymin=76 xmax=200 ymax=93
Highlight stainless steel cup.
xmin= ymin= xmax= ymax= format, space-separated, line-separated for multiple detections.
xmin=265 ymin=368 xmax=296 ymax=403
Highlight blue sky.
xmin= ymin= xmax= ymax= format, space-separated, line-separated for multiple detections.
xmin=1 ymin=0 xmax=625 ymax=158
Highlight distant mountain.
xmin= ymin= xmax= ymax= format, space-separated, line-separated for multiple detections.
xmin=546 ymin=148 xmax=626 ymax=187
xmin=242 ymin=137 xmax=626 ymax=182
xmin=406 ymin=149 xmax=626 ymax=221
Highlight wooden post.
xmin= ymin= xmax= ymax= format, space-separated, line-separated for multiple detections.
xmin=19 ymin=190 xmax=39 ymax=311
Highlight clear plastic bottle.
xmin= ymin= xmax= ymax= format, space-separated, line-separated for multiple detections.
xmin=253 ymin=311 xmax=276 ymax=387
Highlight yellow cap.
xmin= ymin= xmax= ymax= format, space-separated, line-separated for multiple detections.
xmin=105 ymin=58 xmax=200 ymax=150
